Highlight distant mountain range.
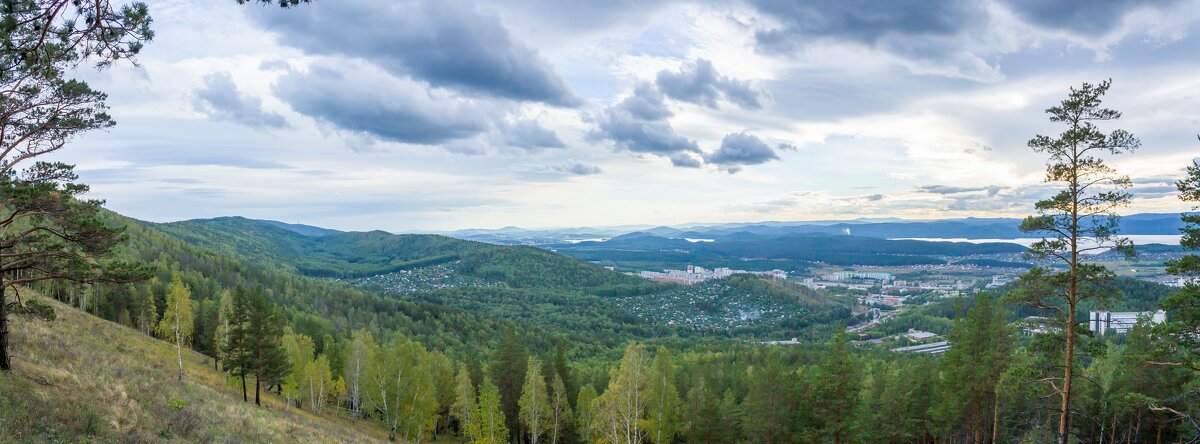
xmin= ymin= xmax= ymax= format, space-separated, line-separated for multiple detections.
xmin=436 ymin=213 xmax=1188 ymax=245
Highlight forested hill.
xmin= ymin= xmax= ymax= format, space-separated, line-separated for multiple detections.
xmin=556 ymin=231 xmax=1029 ymax=269
xmin=58 ymin=209 xmax=687 ymax=364
xmin=150 ymin=217 xmax=665 ymax=295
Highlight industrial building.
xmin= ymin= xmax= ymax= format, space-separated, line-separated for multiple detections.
xmin=1087 ymin=310 xmax=1167 ymax=335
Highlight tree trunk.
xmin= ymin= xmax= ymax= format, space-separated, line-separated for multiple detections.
xmin=992 ymin=392 xmax=1001 ymax=444
xmin=1059 ymin=299 xmax=1077 ymax=444
xmin=255 ymin=374 xmax=262 ymax=406
xmin=175 ymin=315 xmax=184 ymax=381
xmin=0 ymin=280 xmax=10 ymax=372
xmin=242 ymin=373 xmax=248 ymax=402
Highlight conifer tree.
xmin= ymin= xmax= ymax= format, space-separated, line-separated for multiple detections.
xmin=491 ymin=328 xmax=528 ymax=439
xmin=246 ymin=287 xmax=287 ymax=406
xmin=933 ymin=294 xmax=1015 ymax=441
xmin=156 ymin=275 xmax=194 ymax=381
xmin=1156 ymin=156 xmax=1200 ymax=374
xmin=815 ymin=328 xmax=859 ymax=444
xmin=742 ymin=350 xmax=794 ymax=443
xmin=520 ymin=356 xmax=551 ymax=444
xmin=222 ymin=287 xmax=253 ymax=402
xmin=1006 ymin=79 xmax=1139 ymax=444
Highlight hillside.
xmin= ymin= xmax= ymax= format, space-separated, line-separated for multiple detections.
xmin=152 ymin=217 xmax=666 ymax=297
xmin=103 ymin=211 xmax=663 ymax=358
xmin=556 ymin=231 xmax=1029 ymax=270
xmin=0 ymin=296 xmax=384 ymax=443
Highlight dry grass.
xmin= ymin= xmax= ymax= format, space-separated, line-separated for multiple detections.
xmin=0 ymin=296 xmax=391 ymax=443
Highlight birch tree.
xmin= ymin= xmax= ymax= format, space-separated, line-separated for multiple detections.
xmin=549 ymin=373 xmax=572 ymax=444
xmin=344 ymin=329 xmax=375 ymax=419
xmin=643 ymin=346 xmax=680 ymax=444
xmin=474 ymin=375 xmax=509 ymax=444
xmin=156 ymin=275 xmax=194 ymax=381
xmin=519 ymin=356 xmax=551 ymax=444
xmin=597 ymin=342 xmax=650 ymax=444
xmin=453 ymin=364 xmax=477 ymax=437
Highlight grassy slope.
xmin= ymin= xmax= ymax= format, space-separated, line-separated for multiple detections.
xmin=0 ymin=296 xmax=387 ymax=443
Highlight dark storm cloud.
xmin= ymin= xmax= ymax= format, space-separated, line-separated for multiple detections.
xmin=999 ymin=0 xmax=1183 ymax=36
xmin=191 ymin=72 xmax=289 ymax=129
xmin=654 ymin=59 xmax=767 ymax=109
xmin=249 ymin=0 xmax=578 ymax=106
xmin=704 ymin=132 xmax=780 ymax=173
xmin=591 ymin=84 xmax=700 ymax=159
xmin=917 ymin=184 xmax=1005 ymax=196
xmin=749 ymin=0 xmax=987 ymax=52
xmin=504 ymin=120 xmax=566 ymax=149
xmin=274 ymin=61 xmax=489 ymax=145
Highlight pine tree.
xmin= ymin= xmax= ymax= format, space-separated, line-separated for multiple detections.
xmin=0 ymin=0 xmax=153 ymax=373
xmin=1006 ymin=79 xmax=1139 ymax=444
xmin=644 ymin=346 xmax=681 ymax=444
xmin=222 ymin=287 xmax=253 ymax=402
xmin=246 ymin=287 xmax=287 ymax=406
xmin=520 ymin=356 xmax=551 ymax=444
xmin=491 ymin=328 xmax=528 ymax=439
xmin=1157 ymin=156 xmax=1200 ymax=374
xmin=474 ymin=375 xmax=510 ymax=444
xmin=815 ymin=328 xmax=859 ymax=444
xmin=155 ymin=275 xmax=195 ymax=381
xmin=933 ymin=294 xmax=1015 ymax=441
xmin=742 ymin=351 xmax=794 ymax=443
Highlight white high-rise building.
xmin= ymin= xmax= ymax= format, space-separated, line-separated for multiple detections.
xmin=1088 ymin=310 xmax=1167 ymax=335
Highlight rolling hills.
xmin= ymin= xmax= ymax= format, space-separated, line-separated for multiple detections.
xmin=552 ymin=230 xmax=1030 ymax=271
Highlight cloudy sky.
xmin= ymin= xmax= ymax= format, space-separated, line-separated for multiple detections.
xmin=57 ymin=0 xmax=1200 ymax=232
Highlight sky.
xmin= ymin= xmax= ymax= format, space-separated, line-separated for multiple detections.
xmin=56 ymin=0 xmax=1200 ymax=232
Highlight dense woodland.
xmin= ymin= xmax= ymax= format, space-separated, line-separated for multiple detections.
xmin=3 ymin=1 xmax=1200 ymax=443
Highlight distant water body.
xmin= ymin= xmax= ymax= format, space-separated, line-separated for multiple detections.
xmin=892 ymin=234 xmax=1183 ymax=247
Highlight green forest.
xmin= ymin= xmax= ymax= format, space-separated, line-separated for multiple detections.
xmin=3 ymin=1 xmax=1200 ymax=444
